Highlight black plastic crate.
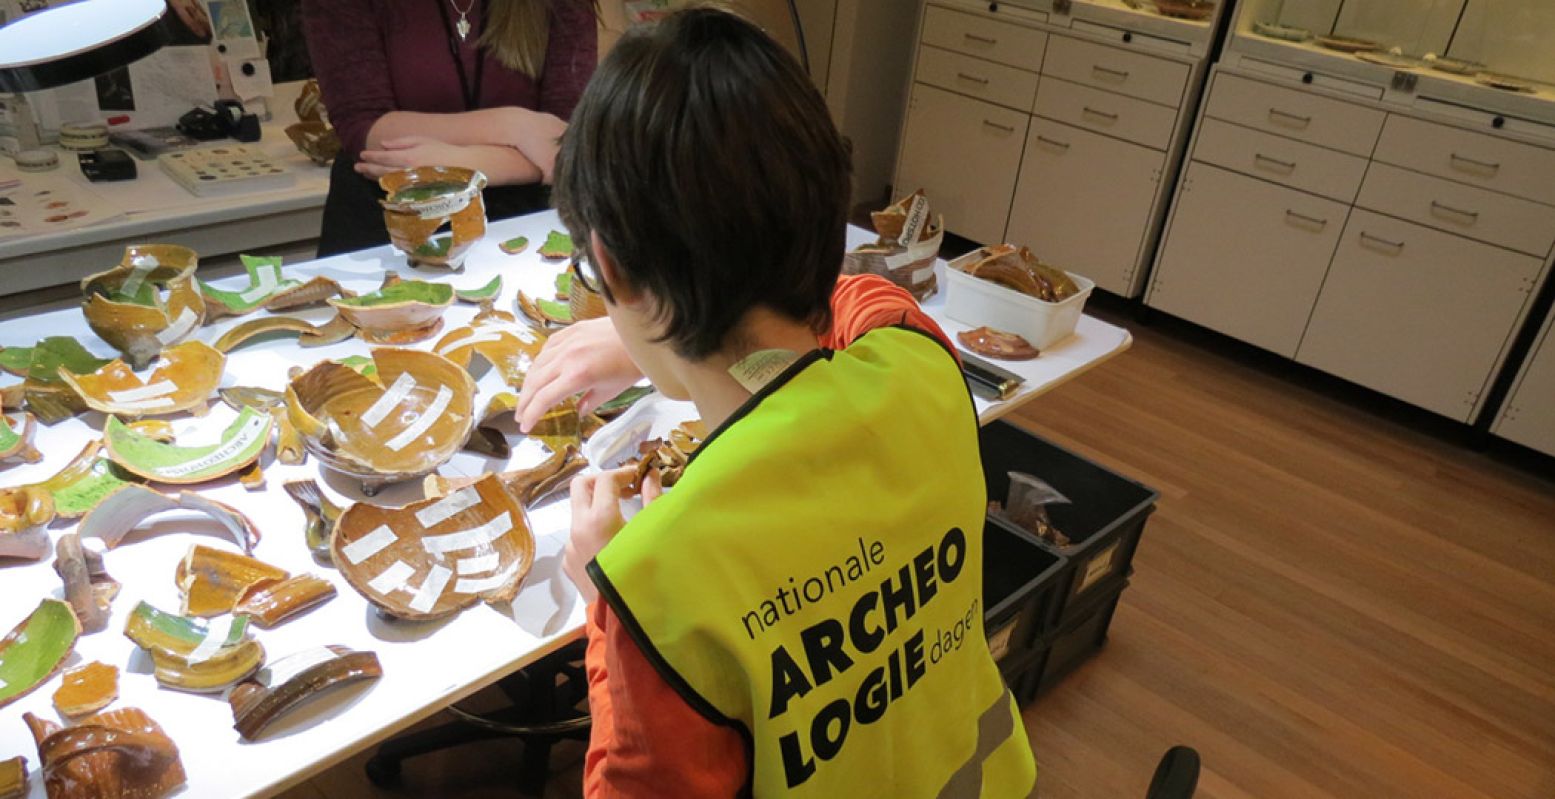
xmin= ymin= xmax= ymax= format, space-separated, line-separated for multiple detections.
xmin=981 ymin=514 xmax=1067 ymax=677
xmin=978 ymin=420 xmax=1157 ymax=628
xmin=1011 ymin=574 xmax=1129 ymax=706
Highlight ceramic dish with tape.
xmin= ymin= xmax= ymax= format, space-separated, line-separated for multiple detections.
xmin=80 ymin=244 xmax=206 ymax=369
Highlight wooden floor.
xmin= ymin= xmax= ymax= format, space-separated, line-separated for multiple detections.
xmin=281 ymin=307 xmax=1555 ymax=798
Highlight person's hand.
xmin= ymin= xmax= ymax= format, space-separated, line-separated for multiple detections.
xmin=515 ymin=317 xmax=644 ymax=432
xmin=355 ymin=136 xmax=468 ymax=179
xmin=562 ymin=467 xmax=662 ymax=603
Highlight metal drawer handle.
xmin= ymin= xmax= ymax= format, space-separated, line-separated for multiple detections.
xmin=964 ymin=32 xmax=998 ymax=45
xmin=1360 ymin=231 xmax=1406 ymax=252
xmin=982 ymin=119 xmax=1016 ymax=133
xmin=1254 ymin=153 xmax=1297 ymax=172
xmin=1081 ymin=106 xmax=1119 ymax=121
xmin=1092 ymin=65 xmax=1130 ymax=80
xmin=1267 ymin=107 xmax=1312 ymax=128
xmin=1284 ymin=210 xmax=1327 ymax=228
xmin=1449 ymin=152 xmax=1501 ymax=173
xmin=1036 ymin=135 xmax=1072 ymax=149
xmin=957 ymin=72 xmax=990 ymax=85
xmin=1430 ymin=200 xmax=1480 ymax=223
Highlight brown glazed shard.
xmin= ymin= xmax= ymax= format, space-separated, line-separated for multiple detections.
xmin=53 ymin=533 xmax=119 ymax=633
xmin=0 ymin=756 xmax=25 ymax=799
xmin=25 ymin=707 xmax=186 ymax=799
xmin=229 ymin=646 xmax=382 ymax=740
xmin=956 ymin=327 xmax=1041 ymax=361
xmin=53 ymin=662 xmax=120 ymax=718
xmin=235 ymin=574 xmax=337 ymax=628
xmin=175 ymin=545 xmax=289 ymax=618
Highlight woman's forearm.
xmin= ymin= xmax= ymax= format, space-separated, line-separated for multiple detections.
xmin=446 ymin=144 xmax=543 ymax=186
xmin=365 ymin=108 xmax=517 ymax=150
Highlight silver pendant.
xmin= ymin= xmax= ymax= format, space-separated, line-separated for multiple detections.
xmin=456 ymin=14 xmax=471 ymax=41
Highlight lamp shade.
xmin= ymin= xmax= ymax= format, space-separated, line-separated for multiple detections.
xmin=0 ymin=0 xmax=170 ymax=93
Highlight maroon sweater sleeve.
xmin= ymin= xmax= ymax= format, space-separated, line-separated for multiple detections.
xmin=300 ymin=0 xmax=394 ymax=160
xmin=540 ymin=0 xmax=598 ymax=121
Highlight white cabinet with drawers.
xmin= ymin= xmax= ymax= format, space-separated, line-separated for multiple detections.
xmin=1148 ymin=65 xmax=1555 ymax=424
xmin=1495 ymin=309 xmax=1555 ymax=458
xmin=893 ymin=0 xmax=1228 ymax=298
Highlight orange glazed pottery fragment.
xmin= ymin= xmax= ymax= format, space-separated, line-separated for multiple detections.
xmin=287 ymin=348 xmax=475 ymax=494
xmin=433 ymin=308 xmax=545 ymax=388
xmin=332 ymin=474 xmax=536 ymax=621
xmin=379 ymin=166 xmax=488 ymax=270
xmin=0 ymin=756 xmax=24 ymax=799
xmin=53 ymin=662 xmax=119 ymax=718
xmin=24 ymin=707 xmax=186 ymax=799
xmin=58 ymin=340 xmax=224 ymax=417
xmin=122 ymin=602 xmax=264 ymax=693
xmin=0 ymin=412 xmax=41 ymax=466
xmin=0 ymin=485 xmax=54 ymax=560
xmin=235 ymin=574 xmax=337 ymax=628
xmin=80 ymin=245 xmax=205 ymax=370
xmin=175 ymin=544 xmax=289 ymax=618
xmin=229 ymin=645 xmax=382 ymax=740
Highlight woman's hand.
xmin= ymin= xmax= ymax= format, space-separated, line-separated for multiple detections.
xmin=562 ymin=468 xmax=662 ymax=603
xmin=515 ymin=317 xmax=644 ymax=432
xmin=355 ymin=136 xmax=467 ymax=179
xmin=495 ymin=109 xmax=568 ymax=183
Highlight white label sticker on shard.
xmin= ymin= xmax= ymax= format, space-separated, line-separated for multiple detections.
xmin=154 ymin=413 xmax=269 ymax=478
xmin=237 ymin=262 xmax=282 ymax=304
xmin=386 ymin=384 xmax=453 ymax=452
xmin=108 ymin=380 xmax=178 ymax=403
xmin=360 ymin=372 xmax=418 ymax=428
xmin=156 ymin=307 xmax=199 ymax=345
xmin=259 ymin=646 xmax=338 ymax=688
xmin=341 ymin=524 xmax=398 ymax=565
xmin=455 ymin=552 xmax=500 ymax=575
xmin=368 ymin=560 xmax=416 ymax=595
xmin=121 ymin=256 xmax=158 ymax=297
xmin=187 ymin=615 xmax=237 ymax=663
xmin=421 ymin=511 xmax=511 ymax=554
xmin=415 ymin=487 xmax=482 ymax=529
xmin=408 ymin=564 xmax=453 ymax=613
xmin=454 ymin=563 xmax=519 ymax=594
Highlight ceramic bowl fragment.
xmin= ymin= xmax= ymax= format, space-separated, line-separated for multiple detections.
xmin=229 ymin=645 xmax=382 ymax=740
xmin=53 ymin=661 xmax=119 ymax=718
xmin=235 ymin=574 xmax=337 ymax=628
xmin=283 ymin=479 xmax=342 ymax=563
xmin=220 ymin=387 xmax=306 ymax=465
xmin=79 ymin=484 xmax=260 ymax=554
xmin=22 ymin=441 xmax=138 ymax=519
xmin=58 ymin=340 xmax=224 ymax=417
xmin=516 ymin=290 xmax=573 ymax=328
xmin=378 ymin=166 xmax=488 ymax=269
xmin=498 ymin=236 xmax=529 ymax=255
xmin=104 ymin=406 xmax=272 ymax=485
xmin=15 ymin=337 xmax=111 ymax=423
xmin=454 ymin=275 xmax=502 ymax=304
xmin=53 ymin=533 xmax=118 ymax=633
xmin=845 ymin=190 xmax=943 ymax=300
xmin=80 ymin=245 xmax=205 ymax=369
xmin=433 ymin=309 xmax=545 ymax=388
xmin=213 ymin=312 xmax=355 ymax=353
xmin=0 ymin=485 xmax=54 ymax=545
xmin=287 ymin=348 xmax=476 ymax=493
xmin=123 ymin=602 xmax=264 ymax=693
xmin=328 ymin=275 xmax=456 ymax=344
xmin=201 ymin=255 xmax=301 ymax=318
xmin=537 ymin=230 xmax=572 ymax=260
xmin=0 ymin=412 xmax=40 ymax=465
xmin=0 ymin=756 xmax=23 ymax=799
xmin=25 ymin=707 xmax=186 ymax=799
xmin=331 ymin=474 xmax=536 ymax=621
xmin=0 ymin=599 xmax=81 ymax=711
xmin=425 ymin=444 xmax=585 ymax=508
xmin=958 ymin=244 xmax=1080 ymax=303
xmin=176 ymin=544 xmax=288 ymax=618
xmin=956 ymin=326 xmax=1040 ymax=361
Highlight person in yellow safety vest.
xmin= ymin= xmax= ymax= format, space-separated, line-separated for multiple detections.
xmin=533 ymin=7 xmax=1039 ymax=796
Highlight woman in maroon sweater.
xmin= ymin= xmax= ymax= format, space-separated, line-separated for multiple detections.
xmin=302 ymin=0 xmax=597 ymax=255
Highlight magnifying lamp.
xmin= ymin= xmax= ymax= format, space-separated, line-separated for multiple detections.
xmin=0 ymin=0 xmax=171 ymax=93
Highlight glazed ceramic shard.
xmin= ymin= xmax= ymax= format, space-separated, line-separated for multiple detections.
xmin=287 ymin=348 xmax=476 ymax=493
xmin=0 ymin=599 xmax=81 ymax=710
xmin=58 ymin=341 xmax=224 ymax=418
xmin=234 ymin=574 xmax=337 ymax=628
xmin=214 ymin=315 xmax=325 ymax=353
xmin=595 ymin=386 xmax=655 ymax=419
xmin=286 ymin=120 xmax=341 ymax=166
xmin=0 ymin=412 xmax=40 ymax=464
xmin=80 ymin=244 xmax=206 ymax=369
xmin=329 ymin=274 xmax=457 ymax=344
xmin=24 ymin=441 xmax=138 ymax=519
xmin=0 ymin=484 xmax=54 ymax=535
xmin=122 ymin=602 xmax=264 ymax=693
xmin=434 ymin=310 xmax=545 ymax=388
xmin=629 ymin=421 xmax=706 ymax=494
xmin=78 ymin=484 xmax=260 ymax=554
xmin=53 ymin=533 xmax=119 ymax=633
xmin=379 ymin=166 xmax=489 ymax=269
xmin=498 ymin=236 xmax=529 ymax=255
xmin=104 ymin=406 xmax=272 ymax=485
xmin=283 ymin=479 xmax=342 ymax=563
xmin=0 ymin=346 xmax=30 ymax=376
xmin=537 ymin=230 xmax=572 ymax=260
xmin=20 ymin=337 xmax=112 ymax=423
xmin=957 ymin=327 xmax=1040 ymax=361
xmin=220 ymin=387 xmax=306 ymax=465
xmin=529 ymin=397 xmax=583 ymax=455
xmin=425 ymin=444 xmax=585 ymax=508
xmin=568 ymin=273 xmax=606 ymax=323
xmin=200 ymin=255 xmax=304 ymax=318
xmin=25 ymin=707 xmax=186 ymax=799
xmin=176 ymin=544 xmax=289 ymax=618
xmin=454 ymin=276 xmax=502 ymax=304
xmin=516 ymin=291 xmax=573 ymax=327
xmin=959 ymin=244 xmax=1079 ymax=303
xmin=53 ymin=662 xmax=119 ymax=717
xmin=229 ymin=645 xmax=382 ymax=740
xmin=332 ymin=474 xmax=537 ymax=620
xmin=0 ymin=756 xmax=23 ymax=799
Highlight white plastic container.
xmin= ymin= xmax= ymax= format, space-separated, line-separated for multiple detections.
xmin=944 ymin=249 xmax=1094 ymax=351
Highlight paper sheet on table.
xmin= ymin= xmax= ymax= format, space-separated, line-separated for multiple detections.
xmin=0 ymin=175 xmax=127 ymax=241
xmin=123 ymin=47 xmax=220 ymax=130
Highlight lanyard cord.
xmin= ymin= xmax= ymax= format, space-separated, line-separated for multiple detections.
xmin=433 ymin=0 xmax=488 ymax=111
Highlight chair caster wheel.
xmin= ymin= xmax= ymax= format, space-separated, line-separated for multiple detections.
xmin=365 ymin=755 xmax=403 ymax=788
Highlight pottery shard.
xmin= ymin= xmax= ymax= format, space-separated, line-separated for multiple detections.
xmin=53 ymin=662 xmax=120 ymax=718
xmin=24 ymin=707 xmax=186 ymax=799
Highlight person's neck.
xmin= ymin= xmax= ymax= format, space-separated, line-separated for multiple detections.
xmin=670 ymin=308 xmax=821 ymax=431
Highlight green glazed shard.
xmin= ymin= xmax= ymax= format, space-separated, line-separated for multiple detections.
xmin=554 ymin=272 xmax=572 ymax=297
xmin=538 ymin=230 xmax=573 ymax=259
xmin=331 ymin=280 xmax=454 ymax=308
xmin=536 ymin=297 xmax=573 ymax=323
xmin=414 ymin=237 xmax=453 ymax=259
xmin=0 ymin=599 xmax=81 ymax=711
xmin=595 ymin=385 xmax=655 ymax=417
xmin=498 ymin=236 xmax=529 ymax=255
xmin=335 ymin=355 xmax=377 ymax=377
xmin=45 ymin=454 xmax=137 ymax=518
xmin=0 ymin=347 xmax=31 ymax=377
xmin=24 ymin=337 xmax=112 ymax=423
xmin=124 ymin=601 xmax=250 ymax=654
xmin=104 ymin=407 xmax=272 ymax=484
xmin=455 ymin=276 xmax=502 ymax=304
xmin=201 ymin=255 xmax=301 ymax=315
xmin=0 ymin=414 xmax=21 ymax=456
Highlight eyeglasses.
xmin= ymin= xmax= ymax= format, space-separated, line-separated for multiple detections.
xmin=570 ymin=250 xmax=603 ymax=296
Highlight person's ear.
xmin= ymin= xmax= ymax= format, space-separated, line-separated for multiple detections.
xmin=590 ymin=230 xmax=639 ymax=304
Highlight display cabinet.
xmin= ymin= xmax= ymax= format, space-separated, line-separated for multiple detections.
xmin=1494 ymin=305 xmax=1555 ymax=458
xmin=1147 ymin=0 xmax=1555 ymax=423
xmin=893 ymin=0 xmax=1232 ymax=297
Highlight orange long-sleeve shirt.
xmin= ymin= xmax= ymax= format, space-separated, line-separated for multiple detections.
xmin=582 ymin=274 xmax=957 ymax=797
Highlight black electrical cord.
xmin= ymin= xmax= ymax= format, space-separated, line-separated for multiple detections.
xmin=783 ymin=0 xmax=810 ymax=75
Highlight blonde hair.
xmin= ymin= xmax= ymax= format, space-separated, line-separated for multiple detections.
xmin=481 ymin=0 xmax=597 ymax=79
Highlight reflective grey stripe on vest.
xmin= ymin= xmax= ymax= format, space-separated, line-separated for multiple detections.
xmin=937 ymin=685 xmax=1018 ymax=798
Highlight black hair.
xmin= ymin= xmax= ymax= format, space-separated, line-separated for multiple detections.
xmin=552 ymin=5 xmax=852 ymax=359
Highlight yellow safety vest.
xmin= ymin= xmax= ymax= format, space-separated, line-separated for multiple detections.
xmin=591 ymin=326 xmax=1037 ymax=797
